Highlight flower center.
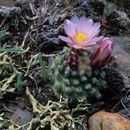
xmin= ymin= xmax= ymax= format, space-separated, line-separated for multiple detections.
xmin=75 ymin=33 xmax=86 ymax=44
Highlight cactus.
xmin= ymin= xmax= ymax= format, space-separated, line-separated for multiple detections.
xmin=48 ymin=47 xmax=106 ymax=100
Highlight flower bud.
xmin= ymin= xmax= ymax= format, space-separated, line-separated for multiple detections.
xmin=66 ymin=51 xmax=79 ymax=69
xmin=91 ymin=37 xmax=114 ymax=68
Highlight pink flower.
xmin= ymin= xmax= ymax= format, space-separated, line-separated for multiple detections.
xmin=91 ymin=37 xmax=114 ymax=68
xmin=59 ymin=16 xmax=103 ymax=50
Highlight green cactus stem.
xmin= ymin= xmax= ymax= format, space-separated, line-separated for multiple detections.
xmin=48 ymin=47 xmax=106 ymax=100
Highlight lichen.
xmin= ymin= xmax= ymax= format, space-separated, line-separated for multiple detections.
xmin=0 ymin=87 xmax=90 ymax=130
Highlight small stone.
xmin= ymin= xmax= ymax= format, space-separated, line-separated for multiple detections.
xmin=88 ymin=111 xmax=130 ymax=130
xmin=0 ymin=5 xmax=21 ymax=17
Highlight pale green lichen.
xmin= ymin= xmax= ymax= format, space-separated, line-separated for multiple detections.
xmin=0 ymin=87 xmax=90 ymax=130
xmin=0 ymin=52 xmax=20 ymax=99
xmin=0 ymin=50 xmax=39 ymax=99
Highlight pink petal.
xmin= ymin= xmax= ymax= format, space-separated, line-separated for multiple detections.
xmin=85 ymin=18 xmax=93 ymax=32
xmin=88 ymin=36 xmax=103 ymax=44
xmin=71 ymin=37 xmax=79 ymax=44
xmin=59 ymin=36 xmax=73 ymax=43
xmin=100 ymin=45 xmax=111 ymax=61
xmin=81 ymin=46 xmax=91 ymax=50
xmin=67 ymin=44 xmax=74 ymax=47
xmin=80 ymin=38 xmax=89 ymax=46
xmin=76 ymin=16 xmax=87 ymax=33
xmin=71 ymin=44 xmax=90 ymax=50
xmin=71 ymin=15 xmax=79 ymax=24
xmin=101 ymin=37 xmax=114 ymax=49
xmin=89 ymin=22 xmax=101 ymax=38
xmin=72 ymin=44 xmax=82 ymax=49
xmin=80 ymin=38 xmax=96 ymax=47
xmin=64 ymin=20 xmax=76 ymax=36
xmin=77 ymin=17 xmax=93 ymax=34
xmin=79 ymin=16 xmax=88 ymax=27
xmin=91 ymin=46 xmax=100 ymax=61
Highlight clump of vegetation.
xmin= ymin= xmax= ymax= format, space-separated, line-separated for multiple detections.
xmin=14 ymin=73 xmax=27 ymax=92
xmin=12 ymin=19 xmax=19 ymax=28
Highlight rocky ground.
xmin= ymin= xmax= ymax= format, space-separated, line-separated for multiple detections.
xmin=0 ymin=0 xmax=130 ymax=130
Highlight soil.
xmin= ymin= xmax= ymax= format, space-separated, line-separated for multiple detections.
xmin=0 ymin=0 xmax=130 ymax=130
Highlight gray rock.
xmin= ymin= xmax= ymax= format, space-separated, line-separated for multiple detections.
xmin=0 ymin=5 xmax=21 ymax=17
xmin=112 ymin=36 xmax=130 ymax=77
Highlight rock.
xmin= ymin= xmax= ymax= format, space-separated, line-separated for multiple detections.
xmin=112 ymin=36 xmax=130 ymax=77
xmin=119 ymin=108 xmax=130 ymax=120
xmin=103 ymin=68 xmax=126 ymax=97
xmin=11 ymin=107 xmax=33 ymax=126
xmin=0 ymin=5 xmax=21 ymax=17
xmin=0 ymin=0 xmax=16 ymax=7
xmin=0 ymin=0 xmax=28 ymax=7
xmin=108 ymin=10 xmax=130 ymax=32
xmin=1 ymin=31 xmax=11 ymax=41
xmin=88 ymin=111 xmax=130 ymax=130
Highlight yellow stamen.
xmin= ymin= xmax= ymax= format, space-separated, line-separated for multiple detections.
xmin=75 ymin=33 xmax=86 ymax=44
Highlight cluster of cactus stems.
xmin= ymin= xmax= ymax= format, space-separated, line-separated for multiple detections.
xmin=48 ymin=47 xmax=107 ymax=100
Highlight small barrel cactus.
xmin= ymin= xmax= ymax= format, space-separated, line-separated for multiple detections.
xmin=48 ymin=47 xmax=106 ymax=100
xmin=46 ymin=16 xmax=114 ymax=100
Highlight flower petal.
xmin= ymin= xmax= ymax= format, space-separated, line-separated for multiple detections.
xmin=89 ymin=22 xmax=101 ymax=38
xmin=64 ymin=20 xmax=76 ymax=36
xmin=88 ymin=36 xmax=103 ymax=45
xmin=71 ymin=15 xmax=79 ymax=24
xmin=59 ymin=15 xmax=103 ymax=51
xmin=71 ymin=37 xmax=79 ymax=44
xmin=59 ymin=36 xmax=73 ymax=43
